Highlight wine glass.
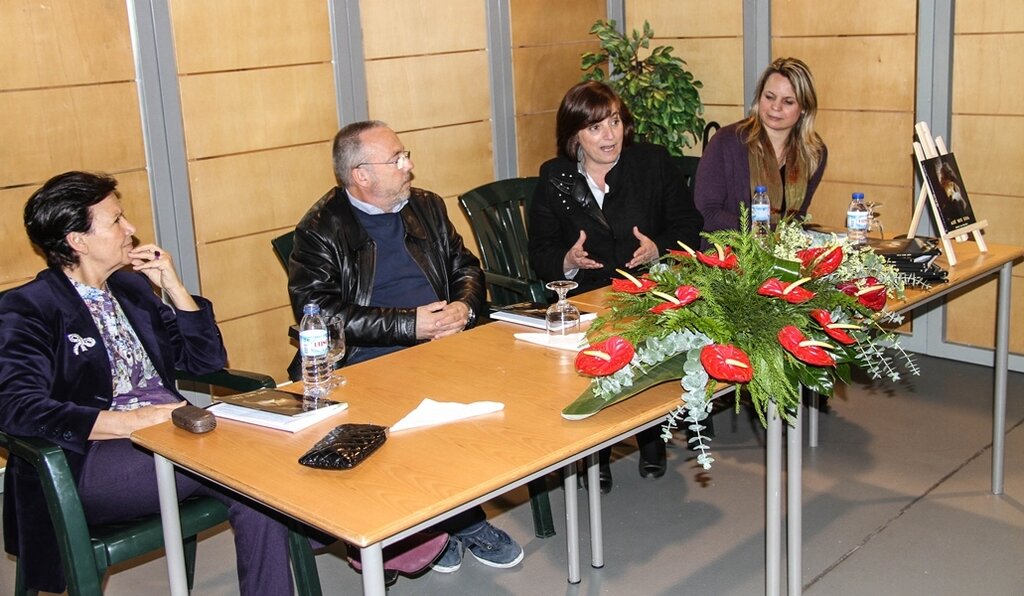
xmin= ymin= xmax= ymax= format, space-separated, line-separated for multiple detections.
xmin=545 ymin=280 xmax=580 ymax=336
xmin=326 ymin=314 xmax=347 ymax=388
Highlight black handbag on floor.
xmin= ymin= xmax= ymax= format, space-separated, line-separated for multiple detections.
xmin=298 ymin=423 xmax=388 ymax=470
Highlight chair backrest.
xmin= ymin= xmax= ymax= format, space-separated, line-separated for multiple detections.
xmin=271 ymin=231 xmax=295 ymax=270
xmin=458 ymin=178 xmax=548 ymax=307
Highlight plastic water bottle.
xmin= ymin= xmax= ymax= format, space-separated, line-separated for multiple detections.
xmin=846 ymin=192 xmax=869 ymax=246
xmin=299 ymin=303 xmax=330 ymax=399
xmin=751 ymin=185 xmax=771 ymax=241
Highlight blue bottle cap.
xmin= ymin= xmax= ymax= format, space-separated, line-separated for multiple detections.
xmin=303 ymin=303 xmax=320 ymax=316
xmin=852 ymin=192 xmax=865 ymax=200
xmin=755 ymin=185 xmax=767 ymax=193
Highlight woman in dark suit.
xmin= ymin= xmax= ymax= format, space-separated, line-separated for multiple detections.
xmin=528 ymin=82 xmax=704 ymax=491
xmin=0 ymin=172 xmax=295 ymax=594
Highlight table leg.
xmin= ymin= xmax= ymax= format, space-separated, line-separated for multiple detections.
xmin=766 ymin=402 xmax=782 ymax=596
xmin=587 ymin=452 xmax=604 ymax=568
xmin=563 ymin=463 xmax=581 ymax=584
xmin=807 ymin=389 xmax=819 ymax=448
xmin=993 ymin=262 xmax=1012 ymax=494
xmin=787 ymin=405 xmax=803 ymax=596
xmin=359 ymin=543 xmax=385 ymax=596
xmin=154 ymin=454 xmax=188 ymax=596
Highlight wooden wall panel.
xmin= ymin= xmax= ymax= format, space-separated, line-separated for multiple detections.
xmin=178 ymin=64 xmax=337 ymax=159
xmin=365 ymin=52 xmax=491 ymax=132
xmin=196 ymin=230 xmax=290 ymax=322
xmin=361 ymin=0 xmax=486 ymax=59
xmin=512 ymin=42 xmax=600 ymax=115
xmin=772 ymin=0 xmax=916 ymax=36
xmin=510 ymin=1 xmax=605 ymax=176
xmin=949 ymin=13 xmax=1024 ymax=353
xmin=945 ymin=276 xmax=1024 ymax=354
xmin=170 ymin=0 xmax=330 ymax=73
xmin=670 ymin=37 xmax=744 ymax=108
xmin=402 ymin=123 xmax=493 ymax=200
xmin=951 ymin=115 xmax=1024 ymax=196
xmin=218 ymin=307 xmax=297 ymax=382
xmin=516 ymin=112 xmax=557 ymax=178
xmin=190 ymin=143 xmax=335 ymax=243
xmin=814 ymin=111 xmax=915 ymax=189
xmin=0 ymin=0 xmax=135 ymax=89
xmin=774 ymin=37 xmax=916 ymax=112
xmin=510 ymin=0 xmax=605 ymax=45
xmin=627 ymin=0 xmax=742 ymax=37
xmin=955 ymin=0 xmax=1024 ymax=33
xmin=0 ymin=84 xmax=146 ymax=187
xmin=952 ymin=34 xmax=1024 ymax=115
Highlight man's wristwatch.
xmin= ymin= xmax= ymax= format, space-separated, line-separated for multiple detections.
xmin=465 ymin=304 xmax=477 ymax=328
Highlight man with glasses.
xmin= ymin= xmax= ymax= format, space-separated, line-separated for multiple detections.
xmin=288 ymin=121 xmax=523 ymax=579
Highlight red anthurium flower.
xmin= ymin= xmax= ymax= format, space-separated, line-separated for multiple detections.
xmin=796 ymin=246 xmax=843 ymax=278
xmin=668 ymin=241 xmax=697 ymax=258
xmin=700 ymin=344 xmax=754 ymax=383
xmin=649 ymin=285 xmax=700 ymax=314
xmin=836 ymin=277 xmax=887 ymax=311
xmin=575 ymin=336 xmax=636 ymax=377
xmin=809 ymin=309 xmax=858 ymax=345
xmin=610 ymin=269 xmax=657 ymax=294
xmin=778 ymin=326 xmax=836 ymax=366
xmin=695 ymin=244 xmax=738 ymax=269
xmin=756 ymin=277 xmax=816 ymax=304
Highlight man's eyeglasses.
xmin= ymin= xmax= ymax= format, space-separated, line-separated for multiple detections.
xmin=356 ymin=151 xmax=411 ymax=170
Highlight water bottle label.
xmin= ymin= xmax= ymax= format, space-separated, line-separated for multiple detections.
xmin=847 ymin=211 xmax=868 ymax=231
xmin=752 ymin=204 xmax=770 ymax=222
xmin=299 ymin=329 xmax=329 ymax=357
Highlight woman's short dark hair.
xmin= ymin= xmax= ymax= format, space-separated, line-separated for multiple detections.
xmin=555 ymin=81 xmax=635 ymax=161
xmin=24 ymin=171 xmax=120 ymax=269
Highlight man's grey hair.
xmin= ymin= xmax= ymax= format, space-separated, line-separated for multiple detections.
xmin=332 ymin=120 xmax=388 ymax=187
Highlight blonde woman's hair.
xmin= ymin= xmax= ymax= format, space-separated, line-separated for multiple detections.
xmin=737 ymin=57 xmax=825 ymax=176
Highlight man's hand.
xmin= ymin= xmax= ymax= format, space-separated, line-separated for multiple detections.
xmin=562 ymin=230 xmax=603 ymax=274
xmin=415 ymin=300 xmax=471 ymax=340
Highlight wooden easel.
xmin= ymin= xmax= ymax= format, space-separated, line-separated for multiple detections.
xmin=910 ymin=121 xmax=987 ymax=266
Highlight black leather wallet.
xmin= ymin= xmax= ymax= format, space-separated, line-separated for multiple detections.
xmin=298 ymin=423 xmax=387 ymax=469
xmin=171 ymin=404 xmax=217 ymax=434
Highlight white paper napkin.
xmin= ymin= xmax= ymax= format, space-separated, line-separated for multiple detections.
xmin=513 ymin=332 xmax=586 ymax=352
xmin=390 ymin=398 xmax=504 ymax=432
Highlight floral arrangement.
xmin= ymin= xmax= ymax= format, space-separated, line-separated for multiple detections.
xmin=567 ymin=213 xmax=920 ymax=469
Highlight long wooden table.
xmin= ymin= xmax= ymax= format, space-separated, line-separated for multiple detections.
xmin=133 ymin=317 xmax=708 ymax=595
xmin=135 ymin=243 xmax=1020 ymax=596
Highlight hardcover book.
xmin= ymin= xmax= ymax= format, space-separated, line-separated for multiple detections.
xmin=489 ymin=301 xmax=597 ymax=330
xmin=866 ymin=237 xmax=941 ymax=264
xmin=209 ymin=388 xmax=348 ymax=432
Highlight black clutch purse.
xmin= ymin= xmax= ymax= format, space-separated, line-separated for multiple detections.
xmin=298 ymin=423 xmax=387 ymax=470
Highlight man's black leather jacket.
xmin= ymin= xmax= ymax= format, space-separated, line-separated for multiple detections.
xmin=288 ymin=186 xmax=485 ymax=368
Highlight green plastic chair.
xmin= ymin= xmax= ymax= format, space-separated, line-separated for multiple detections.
xmin=2 ymin=369 xmax=322 ymax=596
xmin=458 ymin=177 xmax=549 ymax=308
xmin=458 ymin=178 xmax=557 ymax=538
xmin=271 ymin=230 xmax=295 ymax=270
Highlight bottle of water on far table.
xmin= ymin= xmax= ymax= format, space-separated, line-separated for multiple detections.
xmin=299 ymin=303 xmax=330 ymax=399
xmin=846 ymin=192 xmax=869 ymax=246
xmin=751 ymin=185 xmax=771 ymax=241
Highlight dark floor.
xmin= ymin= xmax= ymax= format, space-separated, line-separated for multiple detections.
xmin=3 ymin=354 xmax=1022 ymax=595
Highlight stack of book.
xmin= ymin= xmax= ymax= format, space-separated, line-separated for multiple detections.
xmin=867 ymin=237 xmax=947 ymax=284
xmin=208 ymin=387 xmax=347 ymax=432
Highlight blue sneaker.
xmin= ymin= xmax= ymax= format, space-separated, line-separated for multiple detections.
xmin=431 ymin=536 xmax=464 ymax=573
xmin=458 ymin=522 xmax=524 ymax=568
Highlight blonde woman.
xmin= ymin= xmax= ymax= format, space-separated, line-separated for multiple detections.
xmin=695 ymin=57 xmax=827 ymax=235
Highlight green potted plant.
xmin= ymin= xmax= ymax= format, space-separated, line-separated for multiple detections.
xmin=581 ymin=20 xmax=705 ymax=157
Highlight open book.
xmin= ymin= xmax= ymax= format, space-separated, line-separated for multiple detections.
xmin=489 ymin=301 xmax=597 ymax=330
xmin=209 ymin=387 xmax=348 ymax=432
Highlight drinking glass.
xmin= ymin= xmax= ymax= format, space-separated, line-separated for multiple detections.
xmin=545 ymin=280 xmax=580 ymax=336
xmin=326 ymin=315 xmax=347 ymax=388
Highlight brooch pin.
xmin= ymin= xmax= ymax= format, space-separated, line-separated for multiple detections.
xmin=68 ymin=333 xmax=96 ymax=355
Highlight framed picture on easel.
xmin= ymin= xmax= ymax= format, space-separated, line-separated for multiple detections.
xmin=921 ymin=153 xmax=977 ymax=233
xmin=910 ymin=121 xmax=988 ymax=266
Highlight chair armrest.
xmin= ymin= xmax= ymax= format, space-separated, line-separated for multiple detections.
xmin=484 ymin=272 xmax=549 ymax=304
xmin=174 ymin=369 xmax=275 ymax=393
